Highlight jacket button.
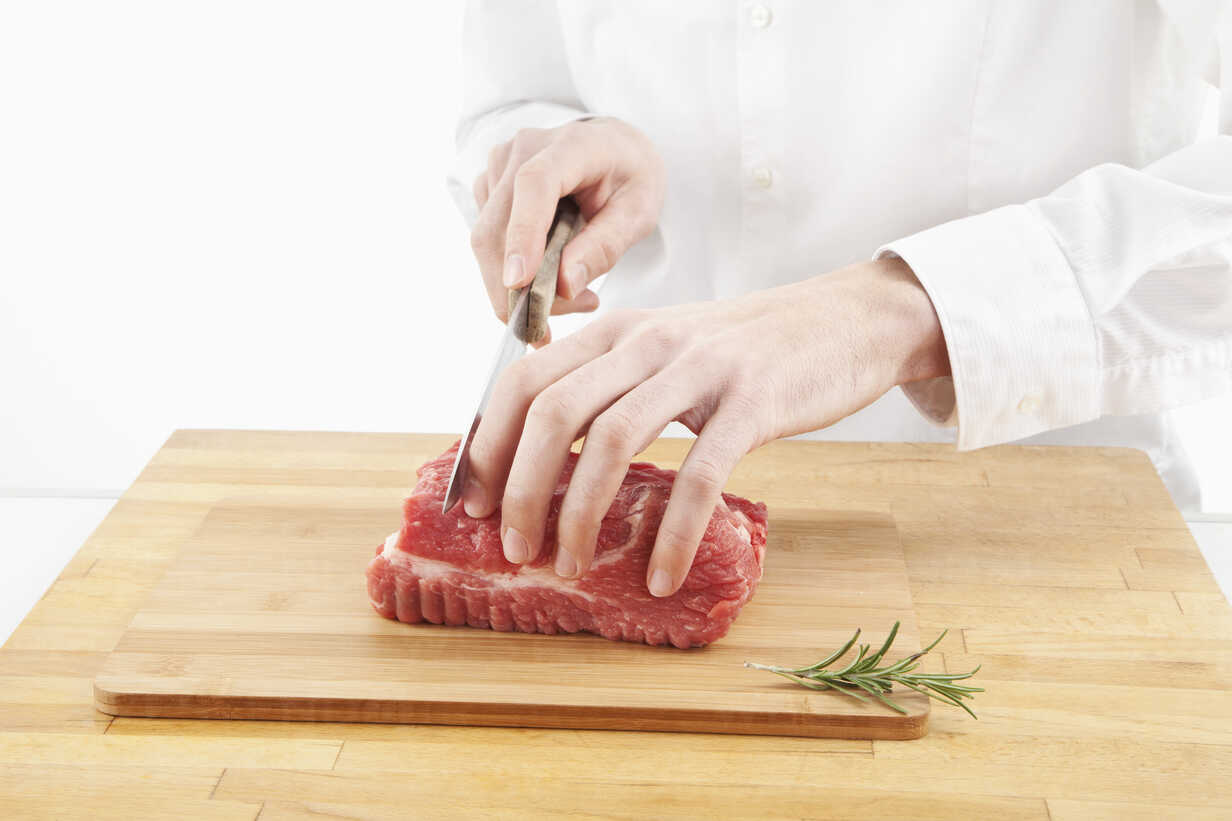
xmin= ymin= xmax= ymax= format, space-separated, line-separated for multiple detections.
xmin=750 ymin=5 xmax=773 ymax=29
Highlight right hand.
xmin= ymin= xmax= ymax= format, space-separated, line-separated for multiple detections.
xmin=470 ymin=117 xmax=666 ymax=327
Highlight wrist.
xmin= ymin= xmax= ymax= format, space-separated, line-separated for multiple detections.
xmin=853 ymin=257 xmax=951 ymax=387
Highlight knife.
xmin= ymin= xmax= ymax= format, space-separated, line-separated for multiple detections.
xmin=442 ymin=198 xmax=583 ymax=514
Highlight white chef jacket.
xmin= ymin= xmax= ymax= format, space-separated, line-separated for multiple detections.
xmin=447 ymin=0 xmax=1232 ymax=512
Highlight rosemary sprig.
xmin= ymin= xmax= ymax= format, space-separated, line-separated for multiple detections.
xmin=745 ymin=621 xmax=983 ymax=718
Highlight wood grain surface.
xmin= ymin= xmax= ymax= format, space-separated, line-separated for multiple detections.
xmin=3 ymin=430 xmax=1231 ymax=819
xmin=93 ymin=496 xmax=928 ymax=738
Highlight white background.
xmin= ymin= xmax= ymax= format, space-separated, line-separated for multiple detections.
xmin=2 ymin=2 xmax=1229 ymax=641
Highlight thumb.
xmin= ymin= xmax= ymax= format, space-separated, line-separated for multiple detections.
xmin=557 ymin=190 xmax=656 ymax=299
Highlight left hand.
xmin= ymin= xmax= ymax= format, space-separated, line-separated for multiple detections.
xmin=462 ymin=257 xmax=950 ymax=597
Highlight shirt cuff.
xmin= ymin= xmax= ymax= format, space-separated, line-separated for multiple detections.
xmin=875 ymin=204 xmax=1101 ymax=450
xmin=446 ymin=102 xmax=591 ymax=227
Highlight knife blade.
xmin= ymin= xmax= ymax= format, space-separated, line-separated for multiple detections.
xmin=442 ymin=199 xmax=582 ymax=514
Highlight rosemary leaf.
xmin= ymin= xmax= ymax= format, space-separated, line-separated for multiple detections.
xmin=745 ymin=622 xmax=982 ymax=719
xmin=865 ymin=621 xmax=900 ymax=668
xmin=794 ymin=629 xmax=861 ymax=673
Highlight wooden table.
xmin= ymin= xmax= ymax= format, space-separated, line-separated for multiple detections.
xmin=3 ymin=430 xmax=1230 ymax=820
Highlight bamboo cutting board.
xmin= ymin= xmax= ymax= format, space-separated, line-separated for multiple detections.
xmin=95 ymin=475 xmax=930 ymax=739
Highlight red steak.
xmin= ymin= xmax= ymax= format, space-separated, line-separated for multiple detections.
xmin=366 ymin=443 xmax=767 ymax=648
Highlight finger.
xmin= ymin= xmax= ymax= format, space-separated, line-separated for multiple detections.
xmin=556 ymin=186 xmax=656 ymax=299
xmin=550 ymin=289 xmax=600 ymax=316
xmin=555 ymin=367 xmax=702 ymax=579
xmin=500 ymin=345 xmax=663 ymax=565
xmin=486 ymin=140 xmax=512 ymax=193
xmin=502 ymin=138 xmax=601 ymax=290
xmin=462 ymin=314 xmax=627 ymax=519
xmin=471 ymin=198 xmax=515 ymax=319
xmin=646 ymin=412 xmax=753 ymax=597
xmin=471 ymin=146 xmax=529 ymax=319
xmin=469 ymin=141 xmax=517 ymax=313
xmin=472 ymin=173 xmax=490 ymax=211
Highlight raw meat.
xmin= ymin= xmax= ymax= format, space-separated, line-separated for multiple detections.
xmin=366 ymin=443 xmax=767 ymax=648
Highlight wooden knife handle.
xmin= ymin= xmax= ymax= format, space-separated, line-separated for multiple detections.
xmin=508 ymin=198 xmax=583 ymax=345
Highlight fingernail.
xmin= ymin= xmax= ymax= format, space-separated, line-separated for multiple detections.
xmin=502 ymin=254 xmax=524 ymax=287
xmin=462 ymin=478 xmax=484 ymax=518
xmin=554 ymin=549 xmax=578 ymax=579
xmin=566 ymin=262 xmax=588 ymax=296
xmin=502 ymin=527 xmax=528 ymax=564
xmin=648 ymin=568 xmax=673 ymax=598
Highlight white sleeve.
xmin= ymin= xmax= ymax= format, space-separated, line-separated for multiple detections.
xmin=875 ymin=2 xmax=1232 ymax=450
xmin=446 ymin=0 xmax=590 ymax=227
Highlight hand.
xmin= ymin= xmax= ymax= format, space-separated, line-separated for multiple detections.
xmin=462 ymin=257 xmax=951 ymax=596
xmin=470 ymin=118 xmax=666 ymax=331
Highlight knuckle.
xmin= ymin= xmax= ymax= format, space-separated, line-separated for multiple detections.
xmin=468 ymin=232 xmax=486 ymax=256
xmin=589 ymin=407 xmax=637 ymax=453
xmin=603 ymin=308 xmax=640 ymax=331
xmin=505 ymin=209 xmax=541 ymax=242
xmin=494 ymin=356 xmax=536 ymax=402
xmin=589 ymin=308 xmax=639 ymax=343
xmin=511 ymin=127 xmax=543 ymax=149
xmin=470 ymin=223 xmax=499 ymax=256
xmin=725 ymin=369 xmax=774 ymax=428
xmin=637 ymin=196 xmax=664 ymax=235
xmin=500 ymin=485 xmax=537 ymax=519
xmin=720 ymin=357 xmax=764 ymax=397
xmin=677 ymin=344 xmax=719 ymax=379
xmin=680 ymin=456 xmax=727 ymax=498
xmin=561 ymin=483 xmax=611 ymax=534
xmin=512 ymin=161 xmax=549 ymax=192
xmin=466 ymin=431 xmax=496 ymax=475
xmin=627 ymin=322 xmax=682 ymax=357
xmin=655 ymin=521 xmax=699 ymax=558
xmin=626 ymin=209 xmax=655 ymax=244
xmin=526 ymin=388 xmax=576 ymax=430
xmin=503 ymin=222 xmax=531 ymax=247
xmin=587 ymin=230 xmax=622 ymax=273
xmin=487 ymin=142 xmax=509 ymax=170
xmin=729 ymin=375 xmax=769 ymax=412
xmin=502 ymin=355 xmax=535 ymax=388
xmin=557 ymin=507 xmax=601 ymax=566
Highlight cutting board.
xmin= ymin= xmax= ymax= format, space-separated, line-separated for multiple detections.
xmin=95 ymin=489 xmax=930 ymax=739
